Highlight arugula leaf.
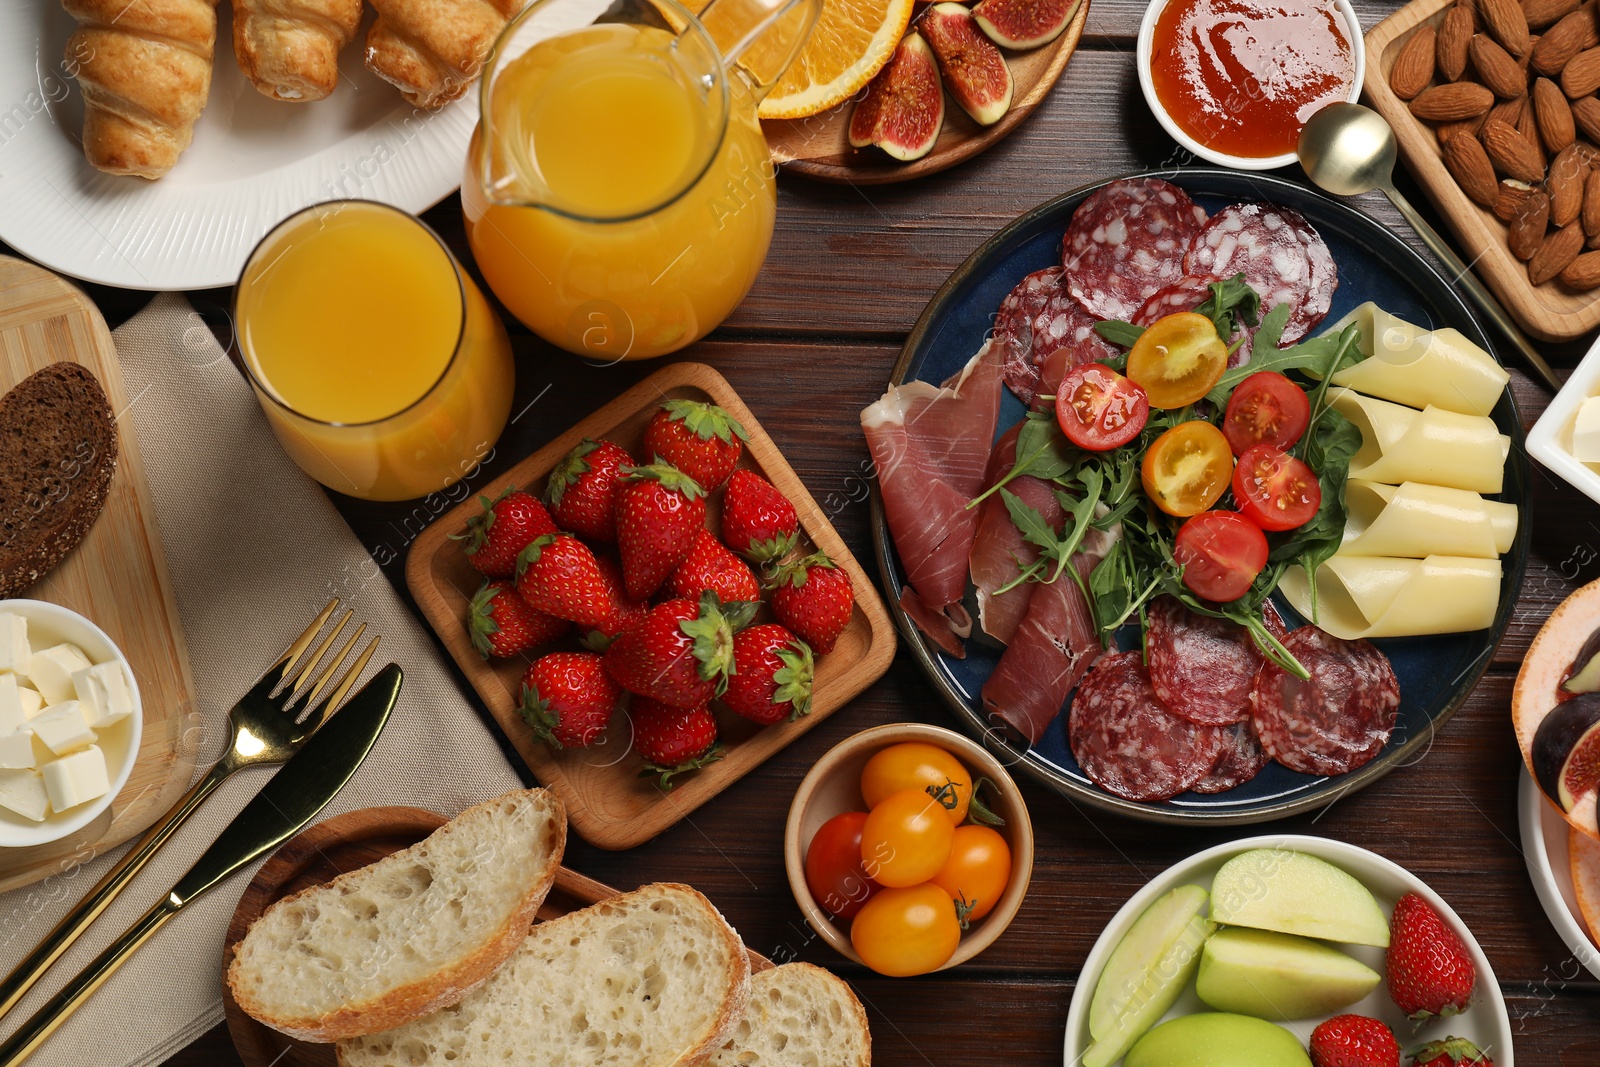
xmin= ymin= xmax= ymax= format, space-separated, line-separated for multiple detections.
xmin=967 ymin=414 xmax=1072 ymax=509
xmin=1204 ymin=319 xmax=1360 ymax=407
xmin=1193 ymin=273 xmax=1262 ymax=343
xmin=1268 ymin=408 xmax=1362 ymax=622
xmin=1094 ymin=320 xmax=1145 ymax=350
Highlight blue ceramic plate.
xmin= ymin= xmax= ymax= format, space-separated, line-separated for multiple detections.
xmin=870 ymin=169 xmax=1531 ymax=825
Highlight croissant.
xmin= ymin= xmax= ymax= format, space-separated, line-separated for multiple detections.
xmin=364 ymin=0 xmax=524 ymax=110
xmin=233 ymin=0 xmax=363 ymax=101
xmin=62 ymin=0 xmax=216 ymax=180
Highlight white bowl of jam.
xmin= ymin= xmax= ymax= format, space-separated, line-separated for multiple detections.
xmin=1138 ymin=0 xmax=1365 ymax=171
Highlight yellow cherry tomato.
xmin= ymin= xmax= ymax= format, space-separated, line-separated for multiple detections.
xmin=1141 ymin=421 xmax=1234 ymax=517
xmin=860 ymin=788 xmax=956 ymax=888
xmin=850 ymin=883 xmax=963 ymax=977
xmin=1125 ymin=312 xmax=1229 ymax=409
xmin=861 ymin=742 xmax=974 ymax=824
xmin=931 ymin=825 xmax=1012 ymax=921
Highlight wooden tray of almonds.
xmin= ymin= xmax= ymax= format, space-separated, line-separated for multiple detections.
xmin=1366 ymin=0 xmax=1600 ymax=341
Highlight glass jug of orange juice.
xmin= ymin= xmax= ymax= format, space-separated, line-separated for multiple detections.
xmin=463 ymin=0 xmax=819 ymax=361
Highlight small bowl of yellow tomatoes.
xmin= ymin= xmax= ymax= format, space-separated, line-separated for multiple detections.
xmin=783 ymin=722 xmax=1034 ymax=976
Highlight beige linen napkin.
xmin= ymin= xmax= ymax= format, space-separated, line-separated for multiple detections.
xmin=0 ymin=293 xmax=524 ymax=1066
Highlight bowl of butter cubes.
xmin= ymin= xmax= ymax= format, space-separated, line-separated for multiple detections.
xmin=0 ymin=599 xmax=141 ymax=846
xmin=1528 ymin=343 xmax=1600 ymax=507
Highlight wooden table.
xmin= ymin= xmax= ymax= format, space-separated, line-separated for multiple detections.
xmin=9 ymin=0 xmax=1600 ymax=1060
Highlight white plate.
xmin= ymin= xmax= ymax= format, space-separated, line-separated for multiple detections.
xmin=0 ymin=3 xmax=475 ymax=290
xmin=1063 ymin=834 xmax=1514 ymax=1067
xmin=1526 ymin=331 xmax=1600 ymax=507
xmin=1517 ymin=767 xmax=1600 ymax=980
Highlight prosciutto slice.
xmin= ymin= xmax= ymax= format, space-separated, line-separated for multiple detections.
xmin=968 ymin=424 xmax=1066 ymax=646
xmin=862 ymin=341 xmax=1005 ymax=648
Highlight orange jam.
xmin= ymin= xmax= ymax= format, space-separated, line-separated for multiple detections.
xmin=1150 ymin=0 xmax=1354 ymax=159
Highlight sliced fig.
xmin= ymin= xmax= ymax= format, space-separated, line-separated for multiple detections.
xmin=1533 ymin=693 xmax=1600 ymax=811
xmin=848 ymin=31 xmax=945 ymax=161
xmin=1564 ymin=624 xmax=1600 ymax=694
xmin=921 ymin=3 xmax=1014 ymax=126
xmin=973 ymin=0 xmax=1081 ymax=50
xmin=1563 ymin=719 xmax=1600 ymax=813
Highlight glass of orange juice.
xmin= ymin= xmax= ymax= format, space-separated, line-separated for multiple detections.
xmin=463 ymin=0 xmax=820 ymax=361
xmin=236 ymin=201 xmax=514 ymax=502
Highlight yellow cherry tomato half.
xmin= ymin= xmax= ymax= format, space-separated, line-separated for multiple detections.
xmin=1125 ymin=312 xmax=1230 ymax=409
xmin=850 ymin=883 xmax=963 ymax=977
xmin=861 ymin=742 xmax=973 ymax=824
xmin=860 ymin=788 xmax=956 ymax=888
xmin=1141 ymin=421 xmax=1234 ymax=518
xmin=931 ymin=824 xmax=1012 ymax=922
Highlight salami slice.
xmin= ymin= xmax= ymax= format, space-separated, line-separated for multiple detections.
xmin=1069 ymin=650 xmax=1227 ymax=802
xmin=1249 ymin=626 xmax=1401 ymax=777
xmin=1183 ymin=203 xmax=1337 ymax=345
xmin=1190 ymin=719 xmax=1272 ymax=794
xmin=1147 ymin=597 xmax=1287 ymax=726
xmin=994 ymin=268 xmax=1063 ymax=406
xmin=1133 ymin=276 xmax=1255 ymax=368
xmin=1063 ymin=178 xmax=1208 ymax=321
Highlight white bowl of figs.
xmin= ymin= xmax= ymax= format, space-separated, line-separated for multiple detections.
xmin=1063 ymin=835 xmax=1512 ymax=1067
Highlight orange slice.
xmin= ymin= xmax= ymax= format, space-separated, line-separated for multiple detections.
xmin=758 ymin=0 xmax=917 ymax=120
xmin=1573 ymin=826 xmax=1600 ymax=948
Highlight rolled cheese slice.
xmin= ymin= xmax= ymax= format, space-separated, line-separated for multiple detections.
xmin=1320 ymin=302 xmax=1509 ymax=417
xmin=1331 ymin=388 xmax=1509 ymax=494
xmin=1340 ymin=480 xmax=1519 ymax=559
xmin=1279 ymin=554 xmax=1501 ymax=639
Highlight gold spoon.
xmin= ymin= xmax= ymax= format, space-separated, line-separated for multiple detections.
xmin=1297 ymin=101 xmax=1564 ymax=394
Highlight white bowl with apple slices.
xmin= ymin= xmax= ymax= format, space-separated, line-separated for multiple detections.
xmin=1062 ymin=834 xmax=1513 ymax=1067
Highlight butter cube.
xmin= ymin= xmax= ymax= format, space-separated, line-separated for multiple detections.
xmin=28 ymin=644 xmax=90 ymax=705
xmin=71 ymin=662 xmax=133 ymax=729
xmin=0 ymin=675 xmax=27 ymax=735
xmin=0 ymin=615 xmax=28 ymax=675
xmin=42 ymin=746 xmax=108 ymax=812
xmin=29 ymin=703 xmax=94 ymax=756
xmin=0 ymin=769 xmax=48 ymax=821
xmin=16 ymin=686 xmax=41 ymax=720
xmin=1577 ymin=396 xmax=1600 ymax=463
xmin=0 ymin=732 xmax=33 ymax=770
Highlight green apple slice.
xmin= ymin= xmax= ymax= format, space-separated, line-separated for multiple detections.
xmin=1209 ymin=848 xmax=1390 ymax=947
xmin=1123 ymin=1013 xmax=1311 ymax=1067
xmin=1194 ymin=927 xmax=1382 ymax=1020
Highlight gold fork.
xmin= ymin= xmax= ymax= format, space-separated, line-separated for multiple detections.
xmin=0 ymin=599 xmax=378 ymax=1019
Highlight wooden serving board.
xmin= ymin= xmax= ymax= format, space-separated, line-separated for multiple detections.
xmin=406 ymin=362 xmax=897 ymax=849
xmin=222 ymin=806 xmax=772 ymax=1067
xmin=1365 ymin=0 xmax=1600 ymax=342
xmin=764 ymin=0 xmax=1088 ymax=184
xmin=0 ymin=257 xmax=198 ymax=891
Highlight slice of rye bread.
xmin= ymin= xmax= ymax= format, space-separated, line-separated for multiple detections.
xmin=0 ymin=362 xmax=117 ymax=597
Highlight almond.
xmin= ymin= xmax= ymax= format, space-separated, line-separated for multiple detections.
xmin=1524 ymin=33 xmax=1541 ymax=68
xmin=1533 ymin=5 xmax=1591 ymax=72
xmin=1535 ymin=77 xmax=1577 ymax=150
xmin=1559 ymin=249 xmax=1600 ymax=286
xmin=1530 ymin=221 xmax=1585 ymax=281
xmin=1550 ymin=143 xmax=1589 ymax=222
xmin=1440 ymin=3 xmax=1478 ymax=80
xmin=1518 ymin=101 xmax=1550 ymax=170
xmin=1588 ymin=230 xmax=1600 ymax=248
xmin=1584 ymin=167 xmax=1600 ymax=233
xmin=1585 ymin=0 xmax=1600 ymax=45
xmin=1511 ymin=188 xmax=1553 ymax=256
xmin=1438 ymin=117 xmax=1483 ymax=143
xmin=1392 ymin=25 xmax=1438 ymax=98
xmin=1574 ymin=96 xmax=1600 ymax=140
xmin=1444 ymin=130 xmax=1502 ymax=204
xmin=1564 ymin=45 xmax=1600 ymax=95
xmin=1495 ymin=178 xmax=1539 ymax=220
xmin=1412 ymin=81 xmax=1496 ymax=120
xmin=1470 ymin=34 xmax=1528 ymax=95
xmin=1485 ymin=94 xmax=1529 ymax=131
xmin=1480 ymin=0 xmax=1532 ymax=52
xmin=1526 ymin=0 xmax=1580 ymax=29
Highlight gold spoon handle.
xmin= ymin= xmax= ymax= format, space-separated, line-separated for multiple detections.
xmin=1382 ymin=182 xmax=1565 ymax=394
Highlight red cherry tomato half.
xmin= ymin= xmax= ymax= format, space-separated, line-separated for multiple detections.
xmin=1055 ymin=363 xmax=1150 ymax=451
xmin=1232 ymin=445 xmax=1323 ymax=532
xmin=1174 ymin=510 xmax=1270 ymax=603
xmin=1222 ymin=372 xmax=1311 ymax=456
xmin=804 ymin=811 xmax=880 ymax=920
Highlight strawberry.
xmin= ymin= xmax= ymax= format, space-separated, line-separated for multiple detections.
xmin=641 ymin=399 xmax=748 ymax=491
xmin=1309 ymin=1015 xmax=1400 ymax=1067
xmin=1409 ymin=1038 xmax=1494 ymax=1066
xmin=722 ymin=469 xmax=800 ymax=563
xmin=518 ymin=651 xmax=621 ymax=749
xmin=630 ymin=696 xmax=721 ymax=787
xmin=584 ymin=553 xmax=650 ymax=648
xmin=544 ymin=438 xmax=632 ymax=543
xmin=669 ymin=529 xmax=760 ymax=604
xmin=603 ymin=592 xmax=757 ymax=707
xmin=614 ymin=462 xmax=707 ymax=600
xmin=514 ymin=533 xmax=614 ymax=631
xmin=722 ymin=623 xmax=813 ymax=725
xmin=467 ymin=580 xmax=569 ymax=659
xmin=768 ymin=551 xmax=854 ymax=654
xmin=1386 ymin=892 xmax=1477 ymax=1019
xmin=452 ymin=487 xmax=556 ymax=578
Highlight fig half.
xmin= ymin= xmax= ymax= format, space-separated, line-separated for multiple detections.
xmin=1532 ymin=693 xmax=1600 ymax=813
xmin=849 ymin=31 xmax=945 ymax=161
xmin=922 ymin=3 xmax=1014 ymax=126
xmin=972 ymin=0 xmax=1081 ymax=50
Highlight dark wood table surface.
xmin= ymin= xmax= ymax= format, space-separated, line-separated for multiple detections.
xmin=8 ymin=0 xmax=1600 ymax=1061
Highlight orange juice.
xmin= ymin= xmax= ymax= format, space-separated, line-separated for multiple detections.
xmin=463 ymin=21 xmax=776 ymax=360
xmin=238 ymin=202 xmax=514 ymax=501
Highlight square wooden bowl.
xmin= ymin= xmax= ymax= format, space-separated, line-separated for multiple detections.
xmin=1365 ymin=0 xmax=1600 ymax=341
xmin=406 ymin=362 xmax=898 ymax=850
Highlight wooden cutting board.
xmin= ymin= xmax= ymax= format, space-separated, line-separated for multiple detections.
xmin=0 ymin=257 xmax=199 ymax=889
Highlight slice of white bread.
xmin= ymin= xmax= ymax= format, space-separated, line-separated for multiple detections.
xmin=709 ymin=963 xmax=871 ymax=1067
xmin=228 ymin=788 xmax=566 ymax=1042
xmin=336 ymin=883 xmax=751 ymax=1067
